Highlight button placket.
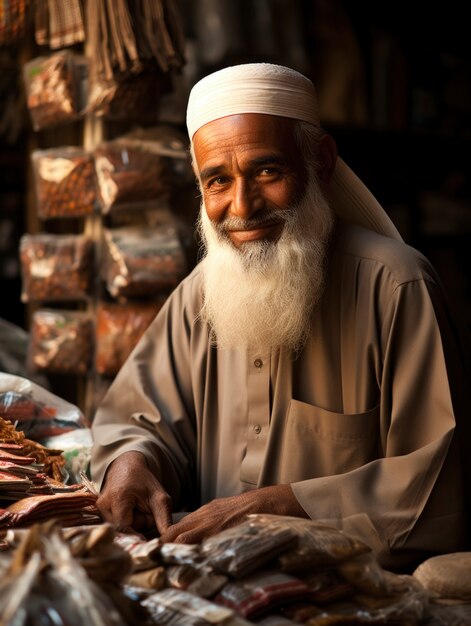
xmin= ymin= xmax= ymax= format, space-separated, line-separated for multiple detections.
xmin=240 ymin=352 xmax=270 ymax=485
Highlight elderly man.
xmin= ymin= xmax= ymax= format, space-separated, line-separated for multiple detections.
xmin=91 ymin=63 xmax=470 ymax=568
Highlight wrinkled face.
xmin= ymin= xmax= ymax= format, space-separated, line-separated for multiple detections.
xmin=192 ymin=113 xmax=307 ymax=248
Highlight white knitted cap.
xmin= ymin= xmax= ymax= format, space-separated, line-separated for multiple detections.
xmin=187 ymin=63 xmax=402 ymax=241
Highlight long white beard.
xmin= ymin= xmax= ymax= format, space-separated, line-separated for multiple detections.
xmin=198 ymin=173 xmax=335 ymax=353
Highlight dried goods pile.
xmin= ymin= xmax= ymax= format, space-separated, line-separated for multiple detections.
xmin=0 ymin=417 xmax=99 ymax=529
xmin=2 ymin=515 xmax=469 ymax=625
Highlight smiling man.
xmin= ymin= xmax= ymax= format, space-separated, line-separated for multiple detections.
xmin=195 ymin=112 xmax=335 ymax=354
xmin=91 ymin=63 xmax=470 ymax=569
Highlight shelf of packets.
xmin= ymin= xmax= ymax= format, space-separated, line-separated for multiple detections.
xmin=20 ymin=128 xmax=194 ymax=380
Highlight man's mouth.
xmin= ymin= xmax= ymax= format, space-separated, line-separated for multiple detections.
xmin=225 ymin=220 xmax=284 ymax=246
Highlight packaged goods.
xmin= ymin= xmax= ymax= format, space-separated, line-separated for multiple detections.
xmin=95 ymin=300 xmax=163 ymax=376
xmin=114 ymin=534 xmax=162 ymax=572
xmin=94 ymin=140 xmax=170 ymax=213
xmin=200 ymin=521 xmax=298 ymax=578
xmin=32 ymin=147 xmax=97 ymax=219
xmin=20 ymin=234 xmax=94 ymax=302
xmin=43 ymin=429 xmax=93 ymax=485
xmin=87 ymin=70 xmax=169 ymax=123
xmin=29 ymin=309 xmax=94 ymax=376
xmin=142 ymin=588 xmax=252 ymax=626
xmin=102 ymin=225 xmax=186 ymax=299
xmin=0 ymin=373 xmax=89 ymax=442
xmin=245 ymin=515 xmax=371 ymax=572
xmin=215 ymin=571 xmax=312 ymax=619
xmin=23 ymin=51 xmax=86 ymax=131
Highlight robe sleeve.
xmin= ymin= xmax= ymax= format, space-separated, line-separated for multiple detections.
xmin=291 ymin=276 xmax=471 ymax=568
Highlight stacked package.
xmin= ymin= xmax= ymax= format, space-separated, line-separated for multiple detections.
xmin=0 ymin=415 xmax=98 ymax=530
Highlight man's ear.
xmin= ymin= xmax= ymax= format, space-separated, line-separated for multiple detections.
xmin=318 ymin=134 xmax=337 ymax=185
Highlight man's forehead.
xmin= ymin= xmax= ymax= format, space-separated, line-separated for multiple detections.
xmin=192 ymin=113 xmax=300 ymax=162
xmin=193 ymin=113 xmax=295 ymax=145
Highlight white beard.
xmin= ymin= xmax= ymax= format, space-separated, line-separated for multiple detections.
xmin=198 ymin=172 xmax=335 ymax=353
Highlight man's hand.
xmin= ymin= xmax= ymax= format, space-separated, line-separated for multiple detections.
xmin=160 ymin=484 xmax=308 ymax=544
xmin=96 ymin=450 xmax=173 ymax=535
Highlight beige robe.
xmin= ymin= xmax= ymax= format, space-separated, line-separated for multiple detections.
xmin=91 ymin=221 xmax=471 ymax=568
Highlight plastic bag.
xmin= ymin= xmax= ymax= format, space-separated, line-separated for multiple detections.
xmin=102 ymin=224 xmax=186 ymax=299
xmin=95 ymin=300 xmax=163 ymax=376
xmin=28 ymin=309 xmax=94 ymax=376
xmin=200 ymin=520 xmax=298 ymax=578
xmin=87 ymin=69 xmax=170 ymax=123
xmin=32 ymin=146 xmax=98 ymax=219
xmin=215 ymin=571 xmax=311 ymax=619
xmin=142 ymin=588 xmax=251 ymax=626
xmin=94 ymin=139 xmax=171 ymax=213
xmin=23 ymin=51 xmax=87 ymax=131
xmin=0 ymin=372 xmax=89 ymax=442
xmin=43 ymin=429 xmax=93 ymax=485
xmin=246 ymin=514 xmax=371 ymax=572
xmin=20 ymin=234 xmax=95 ymax=302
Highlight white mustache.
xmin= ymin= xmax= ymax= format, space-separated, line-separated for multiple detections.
xmin=215 ymin=210 xmax=291 ymax=236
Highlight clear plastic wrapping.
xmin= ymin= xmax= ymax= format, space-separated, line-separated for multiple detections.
xmin=142 ymin=588 xmax=251 ymax=626
xmin=200 ymin=520 xmax=298 ymax=578
xmin=32 ymin=147 xmax=97 ymax=219
xmin=102 ymin=225 xmax=186 ymax=299
xmin=20 ymin=234 xmax=94 ymax=302
xmin=28 ymin=309 xmax=94 ymax=375
xmin=0 ymin=373 xmax=89 ymax=441
xmin=245 ymin=515 xmax=371 ymax=573
xmin=94 ymin=140 xmax=171 ymax=213
xmin=95 ymin=300 xmax=163 ymax=376
xmin=86 ymin=70 xmax=170 ymax=123
xmin=215 ymin=571 xmax=311 ymax=619
xmin=23 ymin=51 xmax=86 ymax=131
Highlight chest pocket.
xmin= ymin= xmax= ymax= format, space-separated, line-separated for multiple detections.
xmin=276 ymin=399 xmax=381 ymax=484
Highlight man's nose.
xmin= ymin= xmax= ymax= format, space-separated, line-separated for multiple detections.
xmin=231 ymin=178 xmax=264 ymax=219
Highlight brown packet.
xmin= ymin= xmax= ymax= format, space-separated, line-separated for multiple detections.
xmin=142 ymin=588 xmax=252 ymax=626
xmin=126 ymin=566 xmax=167 ymax=590
xmin=95 ymin=300 xmax=163 ymax=376
xmin=23 ymin=51 xmax=87 ymax=131
xmin=86 ymin=69 xmax=171 ymax=124
xmin=20 ymin=234 xmax=94 ymax=302
xmin=28 ymin=309 xmax=94 ymax=376
xmin=32 ymin=147 xmax=97 ymax=219
xmin=245 ymin=514 xmax=371 ymax=572
xmin=113 ymin=534 xmax=162 ymax=572
xmin=200 ymin=519 xmax=299 ymax=579
xmin=101 ymin=224 xmax=186 ymax=299
xmin=166 ymin=563 xmax=228 ymax=599
xmin=215 ymin=570 xmax=312 ymax=619
xmin=94 ymin=139 xmax=170 ymax=213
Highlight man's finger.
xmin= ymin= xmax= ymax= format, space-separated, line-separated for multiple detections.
xmin=110 ymin=497 xmax=136 ymax=530
xmin=149 ymin=490 xmax=173 ymax=535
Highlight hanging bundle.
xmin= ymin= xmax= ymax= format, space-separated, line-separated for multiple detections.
xmin=85 ymin=0 xmax=186 ymax=121
xmin=33 ymin=0 xmax=85 ymax=49
xmin=86 ymin=0 xmax=184 ymax=84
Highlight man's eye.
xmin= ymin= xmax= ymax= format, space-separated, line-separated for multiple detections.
xmin=259 ymin=166 xmax=281 ymax=176
xmin=258 ymin=167 xmax=279 ymax=177
xmin=208 ymin=176 xmax=228 ymax=187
